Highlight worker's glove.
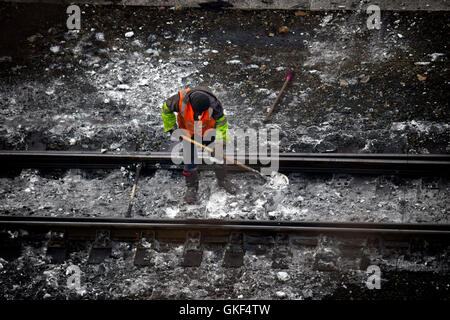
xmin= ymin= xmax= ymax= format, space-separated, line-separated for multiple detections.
xmin=167 ymin=126 xmax=177 ymax=135
xmin=168 ymin=126 xmax=179 ymax=142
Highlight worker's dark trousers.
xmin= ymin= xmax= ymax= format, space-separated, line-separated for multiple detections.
xmin=182 ymin=137 xmax=215 ymax=174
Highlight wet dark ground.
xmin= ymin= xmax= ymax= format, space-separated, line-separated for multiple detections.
xmin=325 ymin=271 xmax=450 ymax=300
xmin=0 ymin=3 xmax=449 ymax=301
xmin=0 ymin=3 xmax=449 ymax=153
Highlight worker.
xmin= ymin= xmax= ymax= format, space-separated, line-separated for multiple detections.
xmin=161 ymin=87 xmax=236 ymax=204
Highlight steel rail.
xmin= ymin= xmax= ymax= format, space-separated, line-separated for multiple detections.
xmin=1 ymin=216 xmax=449 ymax=237
xmin=0 ymin=151 xmax=449 ymax=175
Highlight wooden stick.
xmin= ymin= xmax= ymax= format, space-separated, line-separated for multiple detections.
xmin=126 ymin=163 xmax=143 ymax=218
xmin=180 ymin=135 xmax=266 ymax=180
xmin=263 ymin=69 xmax=295 ymax=122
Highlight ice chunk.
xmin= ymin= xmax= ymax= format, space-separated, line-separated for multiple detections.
xmin=277 ymin=271 xmax=290 ymax=281
xmin=95 ymin=32 xmax=105 ymax=41
xmin=50 ymin=46 xmax=60 ymax=53
xmin=246 ymin=64 xmax=259 ymax=69
xmin=165 ymin=207 xmax=179 ymax=218
xmin=320 ymin=14 xmax=333 ymax=27
xmin=145 ymin=48 xmax=160 ymax=56
xmin=266 ymin=172 xmax=289 ymax=190
xmin=428 ymin=53 xmax=445 ymax=61
xmin=117 ymin=84 xmax=131 ymax=90
xmin=206 ymin=192 xmax=228 ymax=218
xmin=0 ymin=56 xmax=12 ymax=62
xmin=131 ymin=39 xmax=143 ymax=47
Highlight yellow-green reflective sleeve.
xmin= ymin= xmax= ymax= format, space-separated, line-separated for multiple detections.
xmin=215 ymin=115 xmax=229 ymax=142
xmin=161 ymin=102 xmax=176 ymax=132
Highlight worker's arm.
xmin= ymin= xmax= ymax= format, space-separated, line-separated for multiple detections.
xmin=161 ymin=93 xmax=180 ymax=132
xmin=211 ymin=100 xmax=229 ymax=142
xmin=161 ymin=102 xmax=177 ymax=132
xmin=215 ymin=114 xmax=229 ymax=142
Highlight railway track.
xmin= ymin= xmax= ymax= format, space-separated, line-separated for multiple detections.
xmin=1 ymin=152 xmax=448 ymax=269
xmin=1 ymin=151 xmax=449 ymax=175
xmin=1 ymin=216 xmax=449 ymax=268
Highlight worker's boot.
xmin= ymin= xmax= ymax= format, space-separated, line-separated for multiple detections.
xmin=215 ymin=167 xmax=237 ymax=195
xmin=183 ymin=171 xmax=199 ymax=204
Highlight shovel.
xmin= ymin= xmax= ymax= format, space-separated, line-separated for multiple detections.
xmin=180 ymin=135 xmax=289 ymax=188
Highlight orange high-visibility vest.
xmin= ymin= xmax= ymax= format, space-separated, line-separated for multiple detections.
xmin=176 ymin=88 xmax=216 ymax=137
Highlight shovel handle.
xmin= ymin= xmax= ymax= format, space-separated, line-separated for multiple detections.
xmin=263 ymin=69 xmax=294 ymax=123
xmin=180 ymin=135 xmax=265 ymax=179
xmin=286 ymin=69 xmax=295 ymax=81
xmin=181 ymin=135 xmax=214 ymax=153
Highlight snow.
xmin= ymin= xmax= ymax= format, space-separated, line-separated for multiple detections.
xmin=95 ymin=33 xmax=105 ymax=41
xmin=226 ymin=60 xmax=242 ymax=64
xmin=277 ymin=271 xmax=290 ymax=281
xmin=266 ymin=172 xmax=289 ymax=190
xmin=429 ymin=53 xmax=445 ymax=61
xmin=391 ymin=120 xmax=449 ymax=134
xmin=50 ymin=46 xmax=60 ymax=53
xmin=206 ymin=191 xmax=229 ymax=218
xmin=6 ymin=165 xmax=446 ymax=224
xmin=165 ymin=207 xmax=179 ymax=218
xmin=0 ymin=56 xmax=12 ymax=62
xmin=319 ymin=14 xmax=333 ymax=27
